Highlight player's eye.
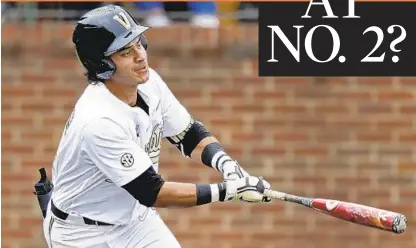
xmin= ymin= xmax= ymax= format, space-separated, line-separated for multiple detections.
xmin=121 ymin=49 xmax=131 ymax=57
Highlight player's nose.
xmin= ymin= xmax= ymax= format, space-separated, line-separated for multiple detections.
xmin=133 ymin=49 xmax=146 ymax=63
xmin=134 ymin=57 xmax=145 ymax=65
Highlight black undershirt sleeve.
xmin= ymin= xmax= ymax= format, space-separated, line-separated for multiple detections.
xmin=166 ymin=120 xmax=212 ymax=157
xmin=122 ymin=166 xmax=165 ymax=207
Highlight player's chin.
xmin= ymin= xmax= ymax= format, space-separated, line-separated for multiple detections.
xmin=134 ymin=68 xmax=149 ymax=84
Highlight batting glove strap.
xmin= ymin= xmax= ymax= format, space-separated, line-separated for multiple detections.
xmin=218 ymin=181 xmax=237 ymax=202
xmin=218 ymin=182 xmax=227 ymax=201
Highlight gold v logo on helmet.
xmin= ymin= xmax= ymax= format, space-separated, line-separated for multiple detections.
xmin=113 ymin=12 xmax=131 ymax=30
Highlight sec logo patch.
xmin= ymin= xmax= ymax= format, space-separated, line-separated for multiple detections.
xmin=120 ymin=153 xmax=134 ymax=167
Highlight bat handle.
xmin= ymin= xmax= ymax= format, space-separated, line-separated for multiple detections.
xmin=264 ymin=189 xmax=286 ymax=201
xmin=263 ymin=189 xmax=314 ymax=208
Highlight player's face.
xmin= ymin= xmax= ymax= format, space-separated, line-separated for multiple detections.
xmin=111 ymin=36 xmax=149 ymax=85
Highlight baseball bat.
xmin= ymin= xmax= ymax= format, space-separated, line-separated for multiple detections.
xmin=263 ymin=189 xmax=407 ymax=234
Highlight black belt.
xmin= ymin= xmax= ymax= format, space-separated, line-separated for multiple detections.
xmin=51 ymin=200 xmax=113 ymax=226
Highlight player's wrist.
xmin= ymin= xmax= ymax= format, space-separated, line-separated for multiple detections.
xmin=201 ymin=142 xmax=234 ymax=173
xmin=196 ymin=183 xmax=228 ymax=205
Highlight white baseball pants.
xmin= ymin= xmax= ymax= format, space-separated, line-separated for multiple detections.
xmin=43 ymin=205 xmax=181 ymax=248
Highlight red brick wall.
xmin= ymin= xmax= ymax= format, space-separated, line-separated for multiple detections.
xmin=2 ymin=22 xmax=415 ymax=248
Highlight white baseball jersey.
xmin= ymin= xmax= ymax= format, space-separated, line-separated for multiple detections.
xmin=50 ymin=68 xmax=191 ymax=225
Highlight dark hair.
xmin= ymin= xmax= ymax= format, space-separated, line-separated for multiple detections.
xmin=85 ymin=71 xmax=103 ymax=84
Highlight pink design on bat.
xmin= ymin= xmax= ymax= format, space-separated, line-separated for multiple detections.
xmin=312 ymin=199 xmax=398 ymax=231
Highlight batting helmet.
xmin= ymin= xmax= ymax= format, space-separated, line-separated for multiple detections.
xmin=72 ymin=5 xmax=149 ymax=81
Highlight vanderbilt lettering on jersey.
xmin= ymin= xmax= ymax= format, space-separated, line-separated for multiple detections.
xmin=145 ymin=123 xmax=163 ymax=164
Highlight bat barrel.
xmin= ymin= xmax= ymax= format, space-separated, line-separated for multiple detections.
xmin=264 ymin=190 xmax=408 ymax=234
xmin=391 ymin=214 xmax=407 ymax=234
xmin=312 ymin=199 xmax=408 ymax=234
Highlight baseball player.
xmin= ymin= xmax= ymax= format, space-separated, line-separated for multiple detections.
xmin=42 ymin=4 xmax=272 ymax=248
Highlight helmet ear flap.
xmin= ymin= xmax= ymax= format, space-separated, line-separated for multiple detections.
xmin=140 ymin=34 xmax=148 ymax=50
xmin=96 ymin=58 xmax=116 ymax=80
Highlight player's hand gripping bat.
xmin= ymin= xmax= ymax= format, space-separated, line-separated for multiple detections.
xmin=263 ymin=189 xmax=407 ymax=234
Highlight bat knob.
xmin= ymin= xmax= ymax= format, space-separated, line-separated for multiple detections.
xmin=392 ymin=215 xmax=407 ymax=234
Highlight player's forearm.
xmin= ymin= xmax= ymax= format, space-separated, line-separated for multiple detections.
xmin=166 ymin=119 xmax=224 ymax=170
xmin=196 ymin=136 xmax=251 ymax=181
xmin=154 ymin=182 xmax=224 ymax=208
xmin=197 ymin=137 xmax=239 ymax=174
xmin=154 ymin=182 xmax=197 ymax=208
xmin=191 ymin=136 xmax=219 ymax=163
xmin=166 ymin=119 xmax=244 ymax=175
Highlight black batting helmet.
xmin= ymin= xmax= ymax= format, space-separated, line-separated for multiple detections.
xmin=72 ymin=5 xmax=149 ymax=81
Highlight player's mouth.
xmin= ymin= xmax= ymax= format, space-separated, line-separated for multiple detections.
xmin=134 ymin=65 xmax=147 ymax=73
